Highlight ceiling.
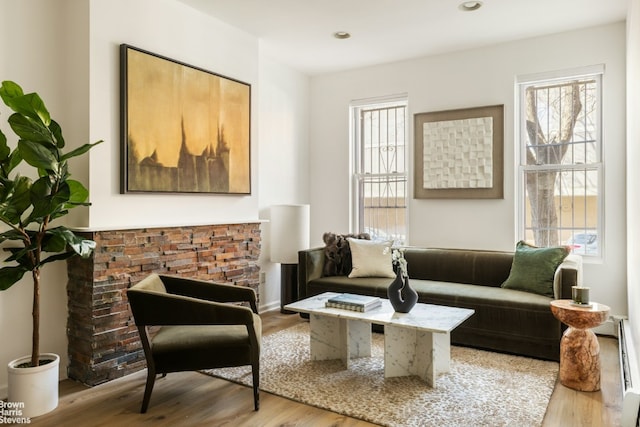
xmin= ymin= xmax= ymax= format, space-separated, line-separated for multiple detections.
xmin=177 ymin=0 xmax=628 ymax=76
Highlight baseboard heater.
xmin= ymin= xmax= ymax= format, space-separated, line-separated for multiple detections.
xmin=619 ymin=319 xmax=640 ymax=427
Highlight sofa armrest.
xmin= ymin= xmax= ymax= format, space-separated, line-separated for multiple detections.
xmin=553 ymin=254 xmax=582 ymax=299
xmin=298 ymin=247 xmax=325 ymax=300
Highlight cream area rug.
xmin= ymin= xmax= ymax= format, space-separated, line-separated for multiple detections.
xmin=205 ymin=322 xmax=559 ymax=427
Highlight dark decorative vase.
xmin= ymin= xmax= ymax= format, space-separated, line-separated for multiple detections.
xmin=387 ymin=269 xmax=418 ymax=313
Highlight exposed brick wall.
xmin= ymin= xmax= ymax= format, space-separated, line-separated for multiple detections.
xmin=66 ymin=222 xmax=261 ymax=386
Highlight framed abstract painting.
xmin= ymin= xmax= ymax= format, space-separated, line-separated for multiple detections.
xmin=120 ymin=44 xmax=251 ymax=194
xmin=414 ymin=104 xmax=503 ymax=199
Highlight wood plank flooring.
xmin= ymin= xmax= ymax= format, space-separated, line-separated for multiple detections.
xmin=28 ymin=311 xmax=622 ymax=426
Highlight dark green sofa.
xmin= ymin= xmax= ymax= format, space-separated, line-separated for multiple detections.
xmin=298 ymin=246 xmax=581 ymax=361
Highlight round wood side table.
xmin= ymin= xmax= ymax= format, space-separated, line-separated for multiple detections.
xmin=550 ymin=299 xmax=610 ymax=392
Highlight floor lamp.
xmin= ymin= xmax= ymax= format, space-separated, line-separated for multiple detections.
xmin=270 ymin=204 xmax=310 ymax=313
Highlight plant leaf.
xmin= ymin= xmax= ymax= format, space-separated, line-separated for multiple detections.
xmin=0 ymin=86 xmax=50 ymax=127
xmin=60 ymin=140 xmax=103 ymax=161
xmin=0 ymin=130 xmax=9 ymax=162
xmin=0 ymin=266 xmax=28 ymax=291
xmin=70 ymin=236 xmax=96 ymax=258
xmin=49 ymin=120 xmax=65 ymax=148
xmin=42 ymin=232 xmax=67 ymax=253
xmin=45 ymin=227 xmax=96 ymax=258
xmin=40 ymin=251 xmax=75 ymax=266
xmin=18 ymin=140 xmax=59 ymax=172
xmin=5 ymin=150 xmax=22 ymax=175
xmin=29 ymin=177 xmax=69 ymax=220
xmin=18 ymin=93 xmax=50 ymax=126
xmin=65 ymin=179 xmax=89 ymax=205
xmin=8 ymin=114 xmax=54 ymax=144
xmin=0 ymin=81 xmax=24 ymax=106
xmin=0 ymin=175 xmax=32 ymax=224
xmin=0 ymin=229 xmax=28 ymax=244
xmin=3 ymin=246 xmax=34 ymax=267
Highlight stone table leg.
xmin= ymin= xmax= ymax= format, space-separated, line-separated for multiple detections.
xmin=309 ymin=314 xmax=371 ymax=368
xmin=384 ymin=325 xmax=449 ymax=387
xmin=559 ymin=326 xmax=601 ymax=391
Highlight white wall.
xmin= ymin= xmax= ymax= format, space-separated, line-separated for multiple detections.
xmin=87 ymin=0 xmax=260 ymax=228
xmin=257 ymin=52 xmax=310 ymax=311
xmin=0 ymin=0 xmax=309 ymax=396
xmin=309 ymin=23 xmax=628 ymax=317
xmin=627 ymin=0 xmax=640 ymax=361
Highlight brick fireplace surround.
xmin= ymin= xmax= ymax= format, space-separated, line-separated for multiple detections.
xmin=66 ymin=222 xmax=261 ymax=386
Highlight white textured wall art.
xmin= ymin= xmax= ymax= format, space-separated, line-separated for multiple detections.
xmin=422 ymin=117 xmax=493 ymax=189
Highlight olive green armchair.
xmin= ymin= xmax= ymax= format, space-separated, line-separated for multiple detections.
xmin=127 ymin=274 xmax=261 ymax=413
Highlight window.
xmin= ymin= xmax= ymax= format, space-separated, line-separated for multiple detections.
xmin=351 ymin=97 xmax=408 ymax=245
xmin=517 ymin=66 xmax=603 ymax=257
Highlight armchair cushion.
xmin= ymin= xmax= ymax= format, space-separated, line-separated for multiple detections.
xmin=153 ymin=314 xmax=261 ymax=371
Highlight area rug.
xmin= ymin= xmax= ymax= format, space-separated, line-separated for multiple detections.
xmin=204 ymin=322 xmax=558 ymax=427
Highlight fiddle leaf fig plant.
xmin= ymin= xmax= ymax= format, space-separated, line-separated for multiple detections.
xmin=0 ymin=81 xmax=102 ymax=367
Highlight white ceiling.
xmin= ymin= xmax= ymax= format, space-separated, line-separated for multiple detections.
xmin=177 ymin=0 xmax=628 ymax=76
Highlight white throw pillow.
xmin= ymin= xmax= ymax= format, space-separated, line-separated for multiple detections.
xmin=347 ymin=238 xmax=395 ymax=278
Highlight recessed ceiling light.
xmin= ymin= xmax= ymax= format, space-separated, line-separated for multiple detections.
xmin=459 ymin=1 xmax=483 ymax=11
xmin=333 ymin=31 xmax=351 ymax=40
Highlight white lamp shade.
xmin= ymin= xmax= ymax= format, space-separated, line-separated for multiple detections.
xmin=270 ymin=204 xmax=310 ymax=264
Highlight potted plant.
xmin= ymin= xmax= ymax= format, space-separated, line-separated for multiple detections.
xmin=0 ymin=81 xmax=101 ymax=417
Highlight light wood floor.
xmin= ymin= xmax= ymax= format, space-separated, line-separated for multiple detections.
xmin=29 ymin=311 xmax=622 ymax=427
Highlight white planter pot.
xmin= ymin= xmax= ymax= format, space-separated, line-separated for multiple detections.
xmin=7 ymin=353 xmax=59 ymax=418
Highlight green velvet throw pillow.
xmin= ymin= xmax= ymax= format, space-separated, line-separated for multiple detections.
xmin=501 ymin=241 xmax=570 ymax=297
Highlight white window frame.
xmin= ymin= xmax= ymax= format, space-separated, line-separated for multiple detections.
xmin=350 ymin=94 xmax=409 ymax=245
xmin=516 ymin=65 xmax=604 ymax=259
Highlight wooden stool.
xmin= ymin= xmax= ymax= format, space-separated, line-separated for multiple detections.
xmin=550 ymin=299 xmax=610 ymax=391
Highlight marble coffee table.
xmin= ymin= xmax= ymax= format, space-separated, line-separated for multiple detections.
xmin=284 ymin=292 xmax=474 ymax=387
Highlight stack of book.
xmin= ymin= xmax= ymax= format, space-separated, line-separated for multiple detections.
xmin=325 ymin=293 xmax=382 ymax=312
